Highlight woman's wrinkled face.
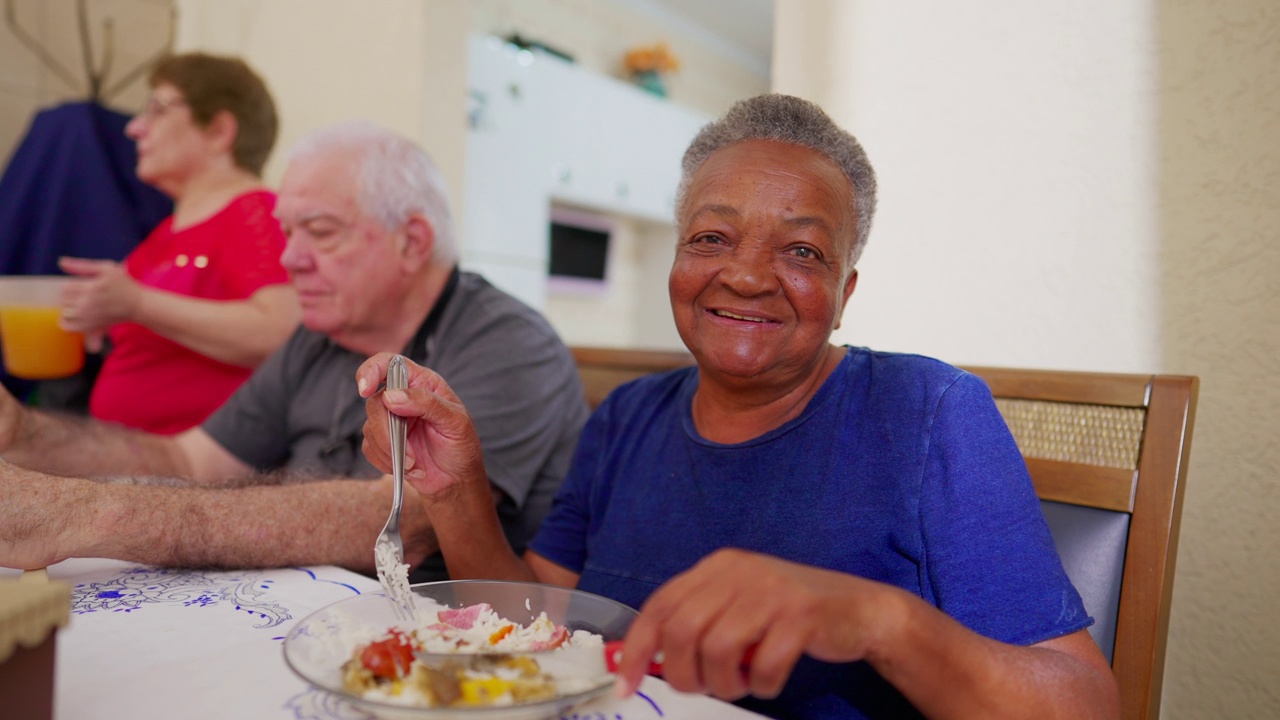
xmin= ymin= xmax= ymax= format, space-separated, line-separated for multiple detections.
xmin=670 ymin=139 xmax=859 ymax=383
xmin=124 ymin=82 xmax=215 ymax=193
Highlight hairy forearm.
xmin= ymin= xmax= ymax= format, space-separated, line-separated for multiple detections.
xmin=0 ymin=461 xmax=81 ymax=568
xmin=3 ymin=408 xmax=189 ymax=479
xmin=112 ymin=477 xmax=439 ymax=570
xmin=133 ymin=285 xmax=298 ymax=367
xmin=867 ymin=591 xmax=1119 ymax=720
xmin=0 ymin=465 xmax=438 ymax=572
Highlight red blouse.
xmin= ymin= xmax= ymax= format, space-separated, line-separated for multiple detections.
xmin=89 ymin=190 xmax=289 ymax=434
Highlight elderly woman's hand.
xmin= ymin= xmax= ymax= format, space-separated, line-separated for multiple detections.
xmin=57 ymin=257 xmax=143 ymax=346
xmin=356 ymin=353 xmax=489 ymax=502
xmin=613 ymin=548 xmax=895 ymax=702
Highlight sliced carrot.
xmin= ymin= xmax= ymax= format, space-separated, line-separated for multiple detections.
xmin=489 ymin=624 xmax=514 ymax=644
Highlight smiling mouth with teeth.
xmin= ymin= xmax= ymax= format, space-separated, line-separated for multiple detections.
xmin=713 ymin=310 xmax=768 ymax=323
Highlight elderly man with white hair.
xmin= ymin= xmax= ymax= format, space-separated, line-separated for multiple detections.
xmin=0 ymin=121 xmax=589 ymax=581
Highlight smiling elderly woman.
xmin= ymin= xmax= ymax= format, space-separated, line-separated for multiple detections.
xmin=356 ymin=94 xmax=1120 ymax=720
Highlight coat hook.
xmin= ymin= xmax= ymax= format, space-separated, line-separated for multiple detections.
xmin=4 ymin=0 xmax=82 ymax=95
xmin=3 ymin=0 xmax=176 ymax=104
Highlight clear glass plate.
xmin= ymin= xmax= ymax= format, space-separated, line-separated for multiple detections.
xmin=283 ymin=579 xmax=638 ymax=720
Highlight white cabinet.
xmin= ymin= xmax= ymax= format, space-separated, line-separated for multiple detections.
xmin=462 ymin=35 xmax=708 ymax=309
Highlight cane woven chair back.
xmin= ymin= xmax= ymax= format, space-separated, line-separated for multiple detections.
xmin=571 ymin=346 xmax=695 ymax=409
xmin=964 ymin=366 xmax=1198 ymax=720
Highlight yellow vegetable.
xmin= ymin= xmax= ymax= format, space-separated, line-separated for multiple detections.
xmin=460 ymin=677 xmax=514 ymax=705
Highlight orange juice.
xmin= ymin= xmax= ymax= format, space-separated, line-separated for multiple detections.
xmin=0 ymin=306 xmax=84 ymax=379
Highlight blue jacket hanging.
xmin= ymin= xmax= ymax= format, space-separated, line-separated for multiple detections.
xmin=0 ymin=100 xmax=172 ymax=275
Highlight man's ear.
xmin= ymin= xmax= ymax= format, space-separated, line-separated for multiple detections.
xmin=834 ymin=268 xmax=858 ymax=330
xmin=400 ymin=214 xmax=436 ymax=269
xmin=204 ymin=110 xmax=239 ymax=157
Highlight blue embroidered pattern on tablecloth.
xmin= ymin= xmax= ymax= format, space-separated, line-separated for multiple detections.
xmin=72 ymin=566 xmax=291 ymax=628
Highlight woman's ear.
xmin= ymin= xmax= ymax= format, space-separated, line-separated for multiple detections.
xmin=400 ymin=214 xmax=436 ymax=270
xmin=834 ymin=269 xmax=858 ymax=329
xmin=204 ymin=110 xmax=240 ymax=157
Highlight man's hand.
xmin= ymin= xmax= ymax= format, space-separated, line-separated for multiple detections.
xmin=357 ymin=353 xmax=489 ymax=501
xmin=0 ymin=466 xmax=96 ymax=569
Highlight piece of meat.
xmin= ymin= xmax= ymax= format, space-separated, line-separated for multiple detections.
xmin=438 ymin=602 xmax=492 ymax=629
xmin=525 ymin=625 xmax=569 ymax=651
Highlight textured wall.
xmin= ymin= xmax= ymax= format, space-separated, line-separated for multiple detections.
xmin=1157 ymin=0 xmax=1280 ymax=716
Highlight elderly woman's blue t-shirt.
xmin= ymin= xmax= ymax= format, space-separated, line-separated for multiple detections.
xmin=530 ymin=347 xmax=1091 ymax=719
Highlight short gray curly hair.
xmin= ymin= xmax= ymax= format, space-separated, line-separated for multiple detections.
xmin=676 ymin=94 xmax=877 ymax=265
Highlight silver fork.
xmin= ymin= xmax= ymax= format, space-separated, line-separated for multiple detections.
xmin=374 ymin=354 xmax=416 ymax=622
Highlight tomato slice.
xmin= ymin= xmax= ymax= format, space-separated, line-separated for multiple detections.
xmin=359 ymin=629 xmax=415 ymax=680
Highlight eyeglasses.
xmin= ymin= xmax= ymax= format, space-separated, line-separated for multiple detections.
xmin=137 ymin=95 xmax=188 ymax=120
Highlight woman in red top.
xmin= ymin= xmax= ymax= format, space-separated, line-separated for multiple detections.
xmin=57 ymin=53 xmax=298 ymax=434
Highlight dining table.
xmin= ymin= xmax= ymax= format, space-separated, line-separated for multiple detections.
xmin=0 ymin=559 xmax=767 ymax=719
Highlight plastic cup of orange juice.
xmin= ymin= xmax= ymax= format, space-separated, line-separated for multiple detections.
xmin=0 ymin=276 xmax=85 ymax=380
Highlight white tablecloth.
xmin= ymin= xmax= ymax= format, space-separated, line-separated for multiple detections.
xmin=2 ymin=560 xmax=763 ymax=719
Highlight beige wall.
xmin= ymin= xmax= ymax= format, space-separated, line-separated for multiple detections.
xmin=0 ymin=0 xmax=171 ymax=162
xmin=172 ymin=0 xmax=453 ymax=192
xmin=777 ymin=1 xmax=1279 ymax=717
xmin=780 ymin=0 xmax=1162 ymax=373
xmin=169 ymin=0 xmax=472 ymax=241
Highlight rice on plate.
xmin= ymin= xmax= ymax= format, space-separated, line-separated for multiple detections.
xmin=342 ymin=601 xmax=606 ymax=708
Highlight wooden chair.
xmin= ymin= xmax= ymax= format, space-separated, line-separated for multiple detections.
xmin=568 ymin=347 xmax=1199 ymax=720
xmin=570 ymin=346 xmax=695 ymax=409
xmin=963 ymin=367 xmax=1198 ymax=720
